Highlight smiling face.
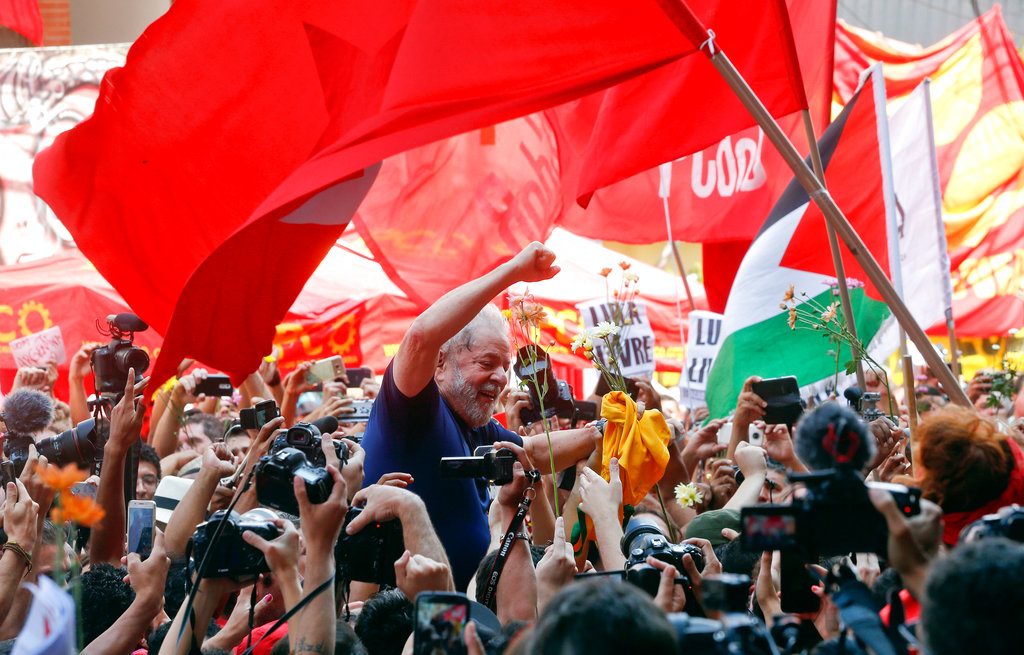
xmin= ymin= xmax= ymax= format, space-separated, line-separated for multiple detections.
xmin=435 ymin=324 xmax=511 ymax=428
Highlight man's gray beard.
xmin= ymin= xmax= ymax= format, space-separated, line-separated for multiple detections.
xmin=443 ymin=365 xmax=493 ymax=428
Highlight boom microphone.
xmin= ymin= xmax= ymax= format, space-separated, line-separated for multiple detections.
xmin=794 ymin=403 xmax=874 ymax=473
xmin=0 ymin=389 xmax=54 ymax=437
xmin=311 ymin=415 xmax=339 ymax=436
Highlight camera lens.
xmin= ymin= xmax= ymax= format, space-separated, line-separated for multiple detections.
xmin=115 ymin=345 xmax=150 ymax=376
xmin=621 ymin=514 xmax=669 ymax=559
xmin=37 ymin=418 xmax=98 ymax=468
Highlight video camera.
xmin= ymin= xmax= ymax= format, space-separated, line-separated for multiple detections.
xmin=190 ymin=509 xmax=282 ymax=580
xmin=336 ymin=506 xmax=405 ymax=586
xmin=741 ymin=403 xmax=921 ymax=558
xmin=439 ymin=446 xmax=515 ymax=485
xmin=843 ymin=386 xmax=885 ymax=422
xmin=90 ymin=313 xmax=150 ymax=398
xmin=513 ymin=346 xmax=576 ymax=425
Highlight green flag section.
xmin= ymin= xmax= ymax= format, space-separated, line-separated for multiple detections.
xmin=707 ymin=67 xmax=894 ymax=419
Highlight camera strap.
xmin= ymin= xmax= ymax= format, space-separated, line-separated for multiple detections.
xmin=481 ymin=469 xmax=540 ymax=610
xmin=239 ymin=573 xmax=336 ymax=655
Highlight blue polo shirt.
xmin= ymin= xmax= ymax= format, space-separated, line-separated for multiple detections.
xmin=360 ymin=363 xmax=522 ymax=591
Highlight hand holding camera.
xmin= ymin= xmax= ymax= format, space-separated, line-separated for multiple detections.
xmin=297 ymin=464 xmax=347 ymax=555
xmin=123 ymin=528 xmax=171 ymax=615
xmin=241 ymin=517 xmax=301 ymax=575
xmin=734 ymin=376 xmax=767 ymax=425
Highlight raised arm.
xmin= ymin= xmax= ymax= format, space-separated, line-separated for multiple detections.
xmin=393 ymin=242 xmax=559 ymax=397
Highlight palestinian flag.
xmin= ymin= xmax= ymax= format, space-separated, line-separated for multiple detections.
xmin=706 ymin=67 xmax=894 ymax=418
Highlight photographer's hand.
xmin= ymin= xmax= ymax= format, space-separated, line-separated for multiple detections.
xmin=868 ymin=489 xmax=943 ymax=599
xmin=68 ymin=343 xmax=101 ymax=424
xmin=337 ymin=437 xmax=364 ymax=500
xmin=503 ymin=389 xmax=533 ymax=434
xmin=347 ymin=483 xmax=452 ymax=584
xmin=728 ymin=376 xmax=766 ymax=458
xmin=281 ymin=362 xmax=315 ymax=426
xmin=395 ymin=551 xmax=452 ymax=601
xmin=763 ymin=424 xmax=807 ymax=473
xmin=243 ymin=519 xmax=302 ymax=611
xmin=163 ymin=443 xmax=234 ymax=559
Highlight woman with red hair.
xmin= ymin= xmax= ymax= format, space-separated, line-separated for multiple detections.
xmin=914 ymin=406 xmax=1024 ymax=545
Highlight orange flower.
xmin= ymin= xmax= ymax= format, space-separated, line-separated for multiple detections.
xmin=618 ymin=261 xmax=631 ymax=270
xmin=38 ymin=463 xmax=89 ymax=492
xmin=599 ymin=267 xmax=613 ymax=277
xmin=52 ymin=494 xmax=105 ymax=527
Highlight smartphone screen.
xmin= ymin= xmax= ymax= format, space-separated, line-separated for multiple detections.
xmin=414 ymin=592 xmax=469 ymax=655
xmin=127 ymin=501 xmax=156 ymax=559
xmin=740 ymin=506 xmax=799 ymax=552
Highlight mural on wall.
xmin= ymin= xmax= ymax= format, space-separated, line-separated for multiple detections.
xmin=0 ymin=44 xmax=127 ymax=265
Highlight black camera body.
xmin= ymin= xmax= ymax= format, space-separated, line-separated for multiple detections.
xmin=270 ymin=422 xmax=346 ymax=469
xmin=961 ymin=504 xmax=1024 ymax=544
xmin=336 ymin=506 xmax=405 ymax=586
xmin=670 ymin=574 xmax=779 ymax=654
xmin=339 ymin=398 xmax=374 ymax=424
xmin=4 ymin=419 xmax=101 ymax=476
xmin=439 ymin=447 xmax=515 ymax=485
xmin=621 ymin=515 xmax=705 ymax=597
xmin=90 ymin=313 xmax=150 ymax=396
xmin=521 ymin=378 xmax=576 ymax=425
xmin=741 ymin=469 xmax=921 ymax=557
xmin=191 ymin=509 xmax=281 ymax=580
xmin=255 ymin=447 xmax=334 ymax=515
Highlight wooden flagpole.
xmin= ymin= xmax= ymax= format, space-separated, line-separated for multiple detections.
xmin=693 ymin=42 xmax=971 ymax=408
xmin=800 ymin=110 xmax=867 ymax=392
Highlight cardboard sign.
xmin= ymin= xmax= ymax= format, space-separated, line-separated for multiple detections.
xmin=9 ymin=327 xmax=66 ymax=369
xmin=577 ymin=299 xmax=656 ymax=380
xmin=680 ymin=310 xmax=724 ymax=408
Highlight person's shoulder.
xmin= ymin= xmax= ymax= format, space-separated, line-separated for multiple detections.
xmin=378 ymin=361 xmax=440 ymax=405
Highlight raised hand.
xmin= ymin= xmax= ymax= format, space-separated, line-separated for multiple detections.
xmin=68 ymin=343 xmax=101 ymax=382
xmin=107 ymin=367 xmax=149 ymax=452
xmin=536 ymin=517 xmax=577 ymax=611
xmin=4 ymin=478 xmax=40 ymax=552
xmin=509 ymin=242 xmax=559 ymax=283
xmin=734 ymin=376 xmax=767 ymax=425
xmin=395 ymin=551 xmax=451 ymax=601
xmin=242 ymin=518 xmax=301 ymax=574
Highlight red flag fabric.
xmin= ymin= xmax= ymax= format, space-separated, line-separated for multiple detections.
xmin=352 ymin=114 xmax=562 ymax=308
xmin=33 ymin=0 xmax=705 ymax=387
xmin=551 ymin=0 xmax=836 ymax=312
xmin=834 ymin=7 xmax=1024 ymax=337
xmin=548 ymin=0 xmax=809 ymax=206
xmin=0 ymin=0 xmax=42 ymax=45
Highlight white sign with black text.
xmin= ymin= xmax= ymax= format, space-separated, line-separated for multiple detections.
xmin=680 ymin=310 xmax=724 ymax=408
xmin=577 ymin=299 xmax=656 ymax=380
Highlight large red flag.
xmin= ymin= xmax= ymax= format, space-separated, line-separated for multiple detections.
xmin=352 ymin=115 xmax=562 ymax=309
xmin=551 ymin=0 xmax=836 ymax=311
xmin=33 ymin=0 xmax=705 ymax=387
xmin=357 ymin=0 xmax=817 ymax=310
xmin=834 ymin=7 xmax=1024 ymax=337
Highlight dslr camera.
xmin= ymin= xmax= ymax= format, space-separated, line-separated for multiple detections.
xmin=513 ymin=346 xmax=576 ymax=425
xmin=336 ymin=506 xmax=405 ymax=586
xmin=4 ymin=418 xmax=102 ymax=477
xmin=255 ymin=447 xmax=334 ymax=516
xmin=90 ymin=313 xmax=151 ymax=397
xmin=621 ymin=515 xmax=705 ymax=597
xmin=190 ymin=509 xmax=281 ymax=580
xmin=270 ymin=421 xmax=346 ymax=469
xmin=960 ymin=504 xmax=1024 ymax=544
xmin=439 ymin=446 xmax=515 ymax=485
xmin=669 ymin=573 xmax=780 ymax=655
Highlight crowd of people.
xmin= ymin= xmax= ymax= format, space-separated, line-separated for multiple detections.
xmin=0 ymin=242 xmax=1022 ymax=655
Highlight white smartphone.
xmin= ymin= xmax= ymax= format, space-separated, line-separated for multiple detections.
xmin=127 ymin=499 xmax=156 ymax=559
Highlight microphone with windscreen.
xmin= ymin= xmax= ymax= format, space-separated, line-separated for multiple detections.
xmin=794 ymin=403 xmax=874 ymax=473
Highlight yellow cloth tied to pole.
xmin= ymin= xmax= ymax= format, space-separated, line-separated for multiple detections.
xmin=572 ymin=390 xmax=672 ymax=561
xmin=600 ymin=391 xmax=672 ymax=506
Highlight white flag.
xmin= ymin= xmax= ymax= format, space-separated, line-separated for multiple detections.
xmin=873 ymin=80 xmax=953 ymax=359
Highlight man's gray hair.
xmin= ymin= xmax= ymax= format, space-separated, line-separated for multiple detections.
xmin=440 ymin=304 xmax=508 ymax=357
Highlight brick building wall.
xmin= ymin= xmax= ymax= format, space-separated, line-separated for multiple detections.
xmin=0 ymin=0 xmax=70 ymax=47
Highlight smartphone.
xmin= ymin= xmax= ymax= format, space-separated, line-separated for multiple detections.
xmin=716 ymin=422 xmax=765 ymax=447
xmin=306 ymin=356 xmax=346 ymax=385
xmin=345 ymin=366 xmax=374 ymax=388
xmin=127 ymin=499 xmax=156 ymax=559
xmin=414 ymin=592 xmax=470 ymax=655
xmin=338 ymin=398 xmax=374 ymax=424
xmin=194 ymin=374 xmax=233 ymax=397
xmin=70 ymin=482 xmax=98 ymax=499
xmin=239 ymin=399 xmax=279 ymax=431
xmin=740 ymin=505 xmax=799 ymax=552
xmin=780 ymin=550 xmax=821 ymax=614
xmin=751 ymin=376 xmax=803 ymax=426
xmin=574 ymin=400 xmax=598 ymax=423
